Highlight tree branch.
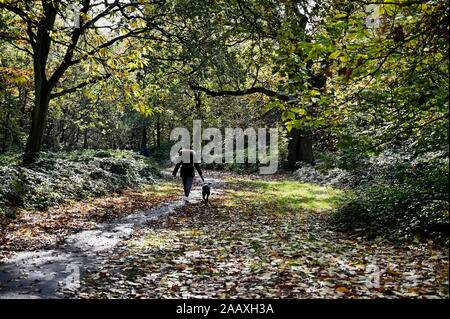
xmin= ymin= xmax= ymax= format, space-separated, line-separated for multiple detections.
xmin=50 ymin=73 xmax=112 ymax=98
xmin=188 ymin=83 xmax=289 ymax=101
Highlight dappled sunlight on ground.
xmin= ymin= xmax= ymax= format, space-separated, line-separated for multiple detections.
xmin=72 ymin=173 xmax=448 ymax=299
xmin=226 ymin=179 xmax=344 ymax=212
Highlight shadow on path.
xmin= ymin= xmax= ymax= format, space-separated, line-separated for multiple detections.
xmin=0 ymin=171 xmax=222 ymax=298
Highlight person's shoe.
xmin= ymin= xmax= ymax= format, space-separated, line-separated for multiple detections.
xmin=184 ymin=196 xmax=190 ymax=203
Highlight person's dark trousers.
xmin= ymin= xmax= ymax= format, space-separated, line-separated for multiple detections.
xmin=182 ymin=177 xmax=194 ymax=197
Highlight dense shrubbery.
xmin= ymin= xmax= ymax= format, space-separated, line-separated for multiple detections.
xmin=294 ymin=150 xmax=426 ymax=189
xmin=202 ymin=160 xmax=260 ymax=174
xmin=148 ymin=143 xmax=278 ymax=174
xmin=293 ymin=150 xmax=449 ymax=244
xmin=201 ymin=151 xmax=260 ymax=174
xmin=0 ymin=150 xmax=159 ymax=216
xmin=147 ymin=142 xmax=174 ymax=167
xmin=201 ymin=146 xmax=280 ymax=174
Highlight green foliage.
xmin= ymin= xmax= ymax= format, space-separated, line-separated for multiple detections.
xmin=0 ymin=150 xmax=159 ymax=213
xmin=320 ymin=0 xmax=448 ymax=157
xmin=294 ymin=148 xmax=449 ymax=245
xmin=147 ymin=141 xmax=174 ymax=167
xmin=202 ymin=150 xmax=259 ymax=174
xmin=201 ymin=145 xmax=284 ymax=174
xmin=331 ymin=160 xmax=449 ymax=244
xmin=0 ymin=0 xmax=448 ymax=249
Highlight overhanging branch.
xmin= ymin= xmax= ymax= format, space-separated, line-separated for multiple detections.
xmin=50 ymin=73 xmax=113 ymax=98
xmin=188 ymin=83 xmax=290 ymax=101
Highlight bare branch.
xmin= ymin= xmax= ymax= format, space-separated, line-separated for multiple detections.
xmin=189 ymin=83 xmax=289 ymax=101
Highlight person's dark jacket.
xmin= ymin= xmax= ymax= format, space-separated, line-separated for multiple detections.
xmin=172 ymin=150 xmax=203 ymax=178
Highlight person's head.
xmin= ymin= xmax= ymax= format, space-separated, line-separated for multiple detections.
xmin=179 ymin=145 xmax=199 ymax=164
xmin=179 ymin=143 xmax=194 ymax=155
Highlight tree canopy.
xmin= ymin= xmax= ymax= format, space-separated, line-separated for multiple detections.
xmin=0 ymin=0 xmax=448 ymax=164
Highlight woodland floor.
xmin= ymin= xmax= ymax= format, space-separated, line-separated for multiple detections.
xmin=0 ymin=170 xmax=448 ymax=299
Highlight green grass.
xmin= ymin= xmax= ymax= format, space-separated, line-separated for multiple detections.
xmin=137 ymin=179 xmax=179 ymax=195
xmin=227 ymin=179 xmax=344 ymax=212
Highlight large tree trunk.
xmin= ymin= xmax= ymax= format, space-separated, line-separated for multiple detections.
xmin=287 ymin=128 xmax=315 ymax=170
xmin=23 ymin=82 xmax=51 ymax=164
xmin=22 ymin=2 xmax=57 ymax=164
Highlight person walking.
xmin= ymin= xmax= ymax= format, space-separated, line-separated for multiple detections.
xmin=172 ymin=148 xmax=204 ymax=203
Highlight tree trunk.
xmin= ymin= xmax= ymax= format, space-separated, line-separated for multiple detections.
xmin=141 ymin=124 xmax=147 ymax=150
xmin=75 ymin=128 xmax=80 ymax=148
xmin=43 ymin=119 xmax=53 ymax=150
xmin=18 ymin=88 xmax=29 ymax=146
xmin=287 ymin=128 xmax=315 ymax=170
xmin=83 ymin=129 xmax=88 ymax=149
xmin=60 ymin=121 xmax=66 ymax=148
xmin=3 ymin=111 xmax=11 ymax=153
xmin=23 ymin=82 xmax=51 ymax=164
xmin=22 ymin=2 xmax=57 ymax=164
xmin=156 ymin=115 xmax=161 ymax=148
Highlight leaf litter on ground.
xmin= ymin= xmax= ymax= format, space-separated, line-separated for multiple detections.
xmin=69 ymin=174 xmax=448 ymax=299
xmin=0 ymin=182 xmax=178 ymax=260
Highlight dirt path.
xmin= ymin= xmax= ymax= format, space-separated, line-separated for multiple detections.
xmin=71 ymin=174 xmax=448 ymax=299
xmin=0 ymin=172 xmax=222 ymax=298
xmin=1 ymin=171 xmax=448 ymax=299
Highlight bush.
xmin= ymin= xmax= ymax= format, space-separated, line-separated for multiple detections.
xmin=94 ymin=150 xmax=112 ymax=158
xmin=99 ymin=159 xmax=130 ymax=175
xmin=147 ymin=142 xmax=173 ymax=167
xmin=294 ymin=150 xmax=449 ymax=244
xmin=333 ymin=157 xmax=448 ymax=244
xmin=201 ymin=146 xmax=277 ymax=174
xmin=0 ymin=150 xmax=159 ymax=212
xmin=293 ymin=149 xmax=428 ymax=189
xmin=331 ymin=183 xmax=448 ymax=243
